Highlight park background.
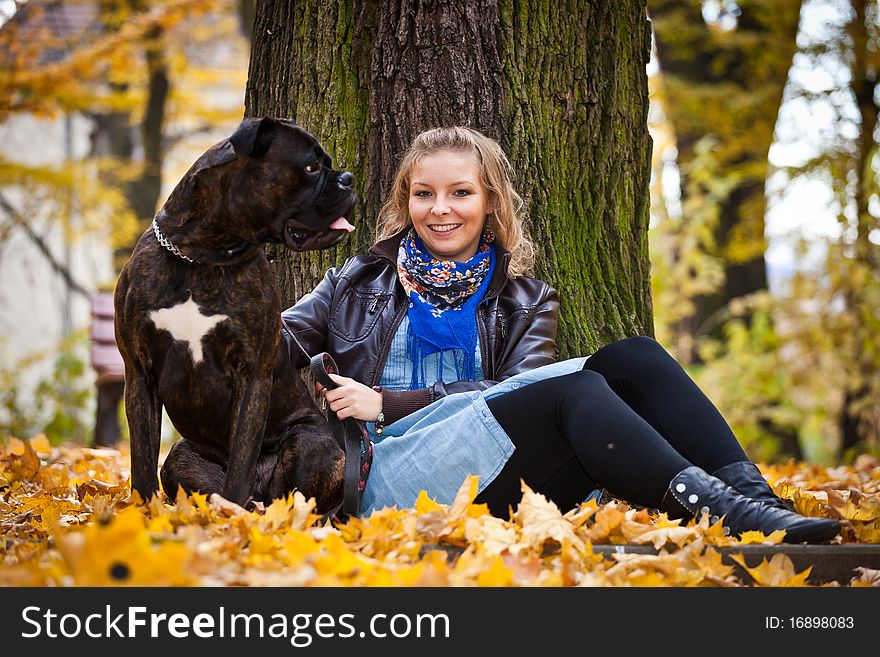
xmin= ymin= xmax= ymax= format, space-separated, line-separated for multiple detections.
xmin=3 ymin=0 xmax=879 ymax=465
xmin=0 ymin=0 xmax=878 ymax=587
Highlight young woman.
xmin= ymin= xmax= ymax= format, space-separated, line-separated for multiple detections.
xmin=281 ymin=127 xmax=840 ymax=543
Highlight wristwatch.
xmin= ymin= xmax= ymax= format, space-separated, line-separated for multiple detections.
xmin=372 ymin=386 xmax=385 ymax=435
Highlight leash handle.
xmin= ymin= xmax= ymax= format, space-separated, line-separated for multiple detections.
xmin=310 ymin=352 xmax=341 ymax=390
xmin=308 ymin=351 xmax=372 ymax=520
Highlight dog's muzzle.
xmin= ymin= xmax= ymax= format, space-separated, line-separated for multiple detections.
xmin=284 ymin=215 xmax=355 ymax=251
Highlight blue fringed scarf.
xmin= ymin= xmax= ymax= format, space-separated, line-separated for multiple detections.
xmin=396 ymin=228 xmax=496 ymax=389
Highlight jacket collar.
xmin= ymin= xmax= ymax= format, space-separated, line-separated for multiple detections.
xmin=368 ymin=228 xmax=512 ymax=299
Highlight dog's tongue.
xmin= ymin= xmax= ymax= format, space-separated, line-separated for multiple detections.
xmin=330 ymin=217 xmax=355 ymax=232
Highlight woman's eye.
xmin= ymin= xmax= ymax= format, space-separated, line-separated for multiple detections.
xmin=305 ymin=162 xmax=321 ymax=173
xmin=413 ymin=190 xmax=431 ymax=197
xmin=453 ymin=189 xmax=471 ymax=197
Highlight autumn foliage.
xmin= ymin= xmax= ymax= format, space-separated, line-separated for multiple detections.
xmin=1 ymin=436 xmax=878 ymax=587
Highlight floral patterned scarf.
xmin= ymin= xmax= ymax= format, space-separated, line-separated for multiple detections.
xmin=397 ymin=227 xmax=495 ymax=389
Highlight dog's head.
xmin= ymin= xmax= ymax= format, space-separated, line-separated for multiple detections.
xmin=227 ymin=118 xmax=356 ymax=251
xmin=170 ymin=118 xmax=357 ymax=252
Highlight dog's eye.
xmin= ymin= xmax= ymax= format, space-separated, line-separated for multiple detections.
xmin=305 ymin=162 xmax=321 ymax=174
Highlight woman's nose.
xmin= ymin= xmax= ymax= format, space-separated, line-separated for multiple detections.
xmin=431 ymin=197 xmax=450 ymax=215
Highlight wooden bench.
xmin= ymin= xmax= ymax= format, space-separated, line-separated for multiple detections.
xmin=422 ymin=543 xmax=880 ymax=585
xmin=90 ymin=290 xmax=124 ymax=446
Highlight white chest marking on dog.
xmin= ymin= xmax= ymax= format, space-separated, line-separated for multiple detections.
xmin=149 ymin=294 xmax=229 ymax=364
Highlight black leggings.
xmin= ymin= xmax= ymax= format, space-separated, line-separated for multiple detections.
xmin=475 ymin=336 xmax=749 ymax=517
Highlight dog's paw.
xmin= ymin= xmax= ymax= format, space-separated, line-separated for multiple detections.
xmin=208 ymin=493 xmax=249 ymax=516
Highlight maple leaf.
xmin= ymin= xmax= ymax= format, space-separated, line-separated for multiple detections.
xmin=685 ymin=541 xmax=736 ymax=580
xmin=29 ymin=434 xmax=52 ymax=454
xmin=290 ymin=491 xmax=319 ymax=531
xmin=564 ymin=498 xmax=599 ymax=528
xmin=54 ymin=506 xmax=193 ymax=586
xmin=738 ymin=529 xmax=787 ymax=545
xmin=584 ymin=501 xmax=628 ymax=543
xmin=414 ymin=490 xmax=444 ymax=514
xmin=415 ymin=510 xmax=446 ymax=543
xmin=503 ymin=551 xmax=549 ymax=585
xmin=826 ymin=495 xmax=877 ymax=521
xmin=3 ymin=440 xmax=877 ymax=587
xmin=448 ymin=476 xmax=480 ymax=521
xmin=606 ymin=551 xmax=684 ymax=578
xmin=312 ymin=534 xmax=367 ymax=580
xmin=793 ymin=491 xmax=830 ymax=518
xmin=4 ymin=437 xmax=26 ymax=455
xmin=190 ymin=490 xmax=210 ymax=515
xmin=514 ymin=482 xmax=586 ymax=554
xmin=850 ymin=567 xmax=880 ymax=586
xmin=4 ymin=440 xmax=41 ymax=483
xmin=464 ymin=515 xmax=521 ymax=556
xmin=633 ymin=525 xmax=696 ymax=550
xmin=730 ymin=553 xmax=813 ymax=587
xmin=280 ymin=531 xmax=321 ymax=566
xmin=261 ymin=495 xmax=296 ymax=532
xmin=619 ymin=508 xmax=658 ymax=542
xmin=475 ymin=555 xmax=515 ymax=586
xmin=853 ymin=522 xmax=880 ymax=543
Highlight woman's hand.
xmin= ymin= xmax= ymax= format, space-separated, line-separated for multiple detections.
xmin=319 ymin=373 xmax=383 ymax=422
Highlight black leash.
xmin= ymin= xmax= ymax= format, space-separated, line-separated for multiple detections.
xmin=282 ymin=321 xmax=370 ymax=519
xmin=309 ymin=352 xmax=370 ymax=519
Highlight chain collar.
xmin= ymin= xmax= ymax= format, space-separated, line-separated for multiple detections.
xmin=152 ymin=218 xmax=195 ymax=263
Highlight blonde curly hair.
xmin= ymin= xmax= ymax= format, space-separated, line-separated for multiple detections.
xmin=375 ymin=127 xmax=535 ymax=278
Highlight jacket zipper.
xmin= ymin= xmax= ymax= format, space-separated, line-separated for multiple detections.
xmin=497 ymin=312 xmax=508 ymax=339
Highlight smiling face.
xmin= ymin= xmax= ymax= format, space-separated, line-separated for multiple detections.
xmin=408 ymin=150 xmax=490 ymax=262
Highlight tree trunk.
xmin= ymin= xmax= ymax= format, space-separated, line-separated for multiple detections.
xmin=650 ymin=0 xmax=802 ymax=359
xmin=93 ymin=2 xmax=170 ymax=272
xmin=91 ymin=1 xmax=171 ymax=446
xmin=840 ymin=0 xmax=880 ymax=454
xmin=246 ymin=0 xmax=654 ymax=357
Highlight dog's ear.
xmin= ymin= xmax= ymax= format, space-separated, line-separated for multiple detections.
xmin=229 ymin=117 xmax=278 ymax=157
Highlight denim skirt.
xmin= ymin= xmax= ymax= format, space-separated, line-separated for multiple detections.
xmin=360 ymin=356 xmax=589 ymax=515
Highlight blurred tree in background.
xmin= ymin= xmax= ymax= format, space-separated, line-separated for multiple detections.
xmin=649 ymin=0 xmax=880 ymax=463
xmin=649 ymin=0 xmax=803 ymax=364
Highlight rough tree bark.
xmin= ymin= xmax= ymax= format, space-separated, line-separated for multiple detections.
xmin=245 ymin=0 xmax=654 ymax=357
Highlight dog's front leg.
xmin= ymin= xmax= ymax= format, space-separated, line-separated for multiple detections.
xmin=222 ymin=376 xmax=272 ymax=506
xmin=125 ymin=365 xmax=163 ymax=501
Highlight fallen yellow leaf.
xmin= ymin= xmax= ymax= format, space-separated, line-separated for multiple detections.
xmin=738 ymin=529 xmax=787 ymax=545
xmin=514 ymin=482 xmax=586 ymax=555
xmin=730 ymin=553 xmax=813 ymax=587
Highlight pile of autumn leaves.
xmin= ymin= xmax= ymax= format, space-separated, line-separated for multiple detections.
xmin=1 ymin=436 xmax=879 ymax=587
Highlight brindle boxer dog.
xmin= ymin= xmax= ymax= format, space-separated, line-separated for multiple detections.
xmin=115 ymin=117 xmax=353 ymax=513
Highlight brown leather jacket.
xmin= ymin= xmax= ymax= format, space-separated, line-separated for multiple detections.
xmin=281 ymin=231 xmax=560 ymax=424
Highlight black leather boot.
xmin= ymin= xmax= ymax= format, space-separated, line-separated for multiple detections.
xmin=712 ymin=461 xmax=795 ymax=511
xmin=661 ymin=466 xmax=840 ymax=543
